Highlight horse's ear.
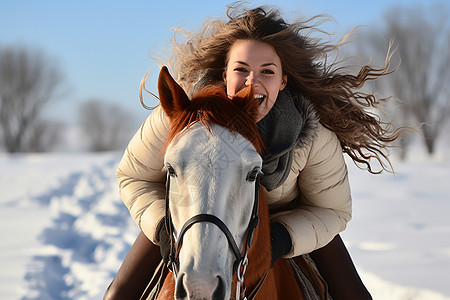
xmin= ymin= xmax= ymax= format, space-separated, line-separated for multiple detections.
xmin=158 ymin=66 xmax=190 ymax=121
xmin=235 ymin=85 xmax=253 ymax=101
xmin=232 ymin=85 xmax=259 ymax=122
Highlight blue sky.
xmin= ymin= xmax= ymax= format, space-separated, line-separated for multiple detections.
xmin=0 ymin=0 xmax=445 ymax=125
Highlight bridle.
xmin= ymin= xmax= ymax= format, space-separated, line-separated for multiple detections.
xmin=164 ymin=169 xmax=264 ymax=300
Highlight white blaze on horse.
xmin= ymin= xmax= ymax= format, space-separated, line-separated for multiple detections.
xmin=155 ymin=66 xmax=305 ymax=300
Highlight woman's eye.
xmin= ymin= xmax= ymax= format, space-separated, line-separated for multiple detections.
xmin=262 ymin=69 xmax=275 ymax=74
xmin=234 ymin=67 xmax=248 ymax=73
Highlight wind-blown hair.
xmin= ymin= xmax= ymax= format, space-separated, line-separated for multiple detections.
xmin=145 ymin=3 xmax=403 ymax=173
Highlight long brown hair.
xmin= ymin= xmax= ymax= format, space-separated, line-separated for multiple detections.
xmin=147 ymin=3 xmax=403 ymax=173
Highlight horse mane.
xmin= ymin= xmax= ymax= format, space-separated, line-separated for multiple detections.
xmin=164 ymin=85 xmax=266 ymax=154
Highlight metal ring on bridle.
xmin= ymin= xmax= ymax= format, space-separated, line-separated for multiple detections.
xmin=237 ymin=256 xmax=248 ymax=283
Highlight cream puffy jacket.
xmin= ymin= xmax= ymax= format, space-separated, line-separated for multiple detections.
xmin=117 ymin=106 xmax=352 ymax=258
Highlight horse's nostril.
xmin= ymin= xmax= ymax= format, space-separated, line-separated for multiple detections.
xmin=175 ymin=273 xmax=188 ymax=299
xmin=212 ymin=276 xmax=226 ymax=300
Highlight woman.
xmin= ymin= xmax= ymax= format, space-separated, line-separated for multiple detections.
xmin=105 ymin=3 xmax=400 ymax=299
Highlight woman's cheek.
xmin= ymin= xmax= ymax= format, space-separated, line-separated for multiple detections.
xmin=226 ymin=80 xmax=239 ymax=96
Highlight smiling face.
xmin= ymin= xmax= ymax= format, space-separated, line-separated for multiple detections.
xmin=224 ymin=39 xmax=287 ymax=121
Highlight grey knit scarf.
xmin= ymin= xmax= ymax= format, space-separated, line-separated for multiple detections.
xmin=257 ymin=89 xmax=319 ymax=191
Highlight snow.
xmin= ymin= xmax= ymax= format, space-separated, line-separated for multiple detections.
xmin=1 ymin=151 xmax=449 ymax=299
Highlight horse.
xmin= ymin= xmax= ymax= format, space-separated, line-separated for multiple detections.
xmin=153 ymin=66 xmax=309 ymax=300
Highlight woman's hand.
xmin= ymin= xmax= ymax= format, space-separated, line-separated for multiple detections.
xmin=270 ymin=222 xmax=292 ymax=265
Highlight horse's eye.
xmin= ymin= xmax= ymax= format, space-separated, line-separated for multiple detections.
xmin=166 ymin=165 xmax=177 ymax=177
xmin=246 ymin=168 xmax=261 ymax=182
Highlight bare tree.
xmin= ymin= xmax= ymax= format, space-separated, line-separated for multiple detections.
xmin=27 ymin=119 xmax=65 ymax=152
xmin=78 ymin=99 xmax=137 ymax=151
xmin=364 ymin=4 xmax=450 ymax=155
xmin=388 ymin=4 xmax=450 ymax=154
xmin=349 ymin=3 xmax=450 ymax=157
xmin=0 ymin=45 xmax=64 ymax=152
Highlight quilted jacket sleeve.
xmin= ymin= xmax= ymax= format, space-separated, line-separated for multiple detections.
xmin=271 ymin=124 xmax=352 ymax=257
xmin=116 ymin=106 xmax=169 ymax=245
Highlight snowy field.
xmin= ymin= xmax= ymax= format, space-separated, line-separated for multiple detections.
xmin=1 ymin=150 xmax=449 ymax=300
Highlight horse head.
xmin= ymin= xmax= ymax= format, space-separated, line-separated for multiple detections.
xmin=158 ymin=66 xmax=270 ymax=300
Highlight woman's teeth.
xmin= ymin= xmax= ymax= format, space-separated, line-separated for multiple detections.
xmin=255 ymin=94 xmax=266 ymax=104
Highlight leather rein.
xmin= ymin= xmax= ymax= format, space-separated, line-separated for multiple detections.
xmin=164 ymin=169 xmax=267 ymax=300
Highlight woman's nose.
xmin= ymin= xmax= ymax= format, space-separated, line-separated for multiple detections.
xmin=245 ymin=72 xmax=259 ymax=86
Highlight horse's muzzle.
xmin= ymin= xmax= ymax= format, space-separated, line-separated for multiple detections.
xmin=175 ymin=272 xmax=226 ymax=300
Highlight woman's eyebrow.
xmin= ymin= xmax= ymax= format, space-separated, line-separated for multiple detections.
xmin=233 ymin=61 xmax=279 ymax=68
xmin=234 ymin=61 xmax=249 ymax=66
xmin=261 ymin=62 xmax=278 ymax=68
